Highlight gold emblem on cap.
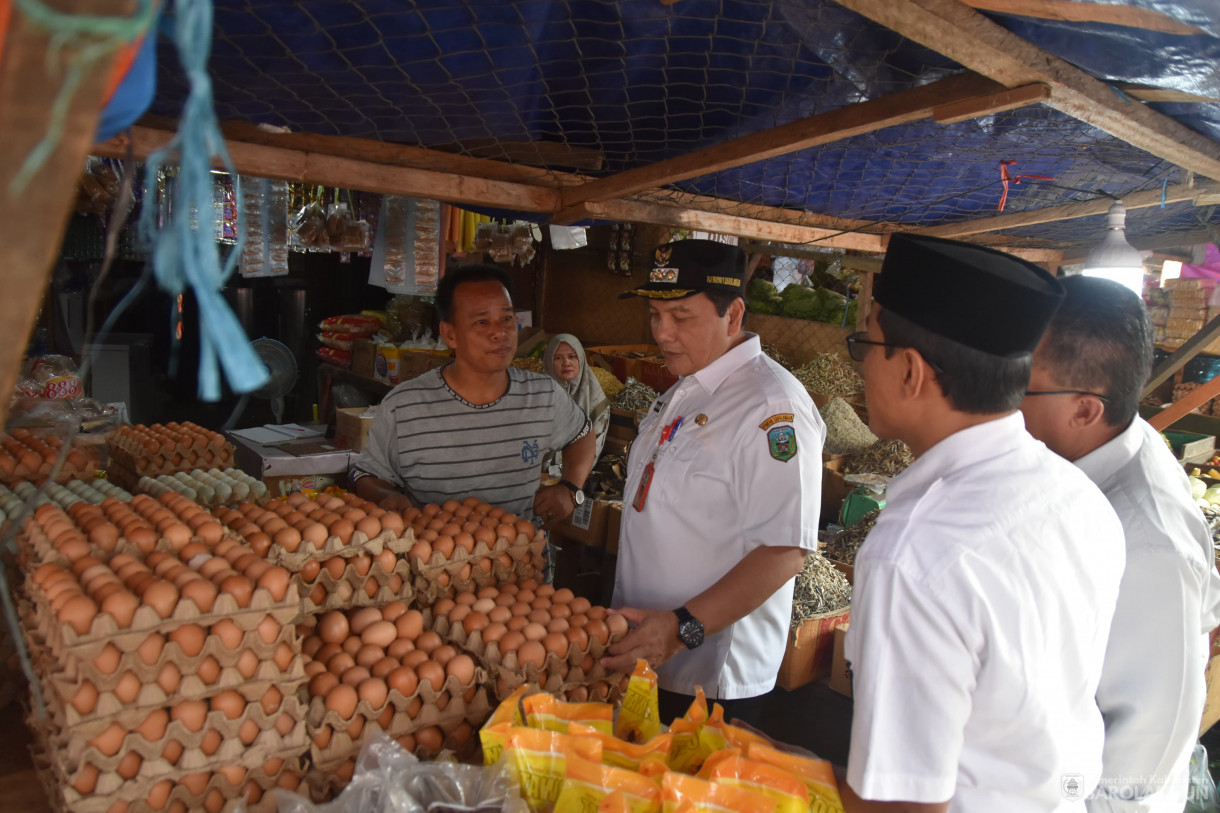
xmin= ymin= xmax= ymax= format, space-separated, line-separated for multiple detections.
xmin=649 ymin=267 xmax=678 ymax=283
xmin=654 ymin=246 xmax=672 ymax=266
xmin=695 ymin=414 xmax=708 ymax=426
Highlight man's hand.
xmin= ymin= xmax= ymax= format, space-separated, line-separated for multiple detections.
xmin=600 ymin=607 xmax=684 ymax=673
xmin=533 ymin=483 xmax=575 ymax=527
xmin=379 ymin=493 xmax=413 ymax=513
xmin=354 ymin=475 xmax=413 ymax=513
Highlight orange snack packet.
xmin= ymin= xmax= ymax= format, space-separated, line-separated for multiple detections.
xmin=661 ymin=771 xmax=778 ymax=813
xmin=700 ymin=702 xmax=772 ymax=756
xmin=479 ymin=684 xmax=528 ymax=765
xmin=706 ymin=754 xmax=809 ymax=813
xmin=746 ymin=743 xmax=846 ymax=813
xmin=601 ymin=791 xmax=634 ymax=813
xmin=504 ymin=726 xmax=604 ymax=813
xmin=523 ymin=691 xmax=614 ymax=735
xmin=615 ymin=659 xmax=663 ymax=743
xmin=668 ymin=689 xmax=713 ymax=774
xmin=569 ymin=722 xmax=674 ymax=771
xmin=554 ymin=754 xmax=663 ymax=813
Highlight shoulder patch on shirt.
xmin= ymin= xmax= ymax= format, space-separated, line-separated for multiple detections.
xmin=767 ymin=425 xmax=797 ymax=462
xmin=759 ymin=413 xmax=794 ymax=431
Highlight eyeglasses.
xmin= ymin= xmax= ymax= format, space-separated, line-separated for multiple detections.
xmin=845 ymin=332 xmax=943 ymax=374
xmin=1024 ymin=389 xmax=1112 ymax=404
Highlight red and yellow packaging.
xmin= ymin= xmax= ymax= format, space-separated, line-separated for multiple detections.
xmin=705 ymin=754 xmax=809 ymax=813
xmin=504 ymin=726 xmax=604 ymax=813
xmin=554 ymin=754 xmax=663 ymax=813
xmin=660 ymin=771 xmax=778 ymax=813
xmin=746 ymin=743 xmax=845 ymax=813
xmin=480 ymin=684 xmax=528 ymax=765
xmin=616 ymin=659 xmax=663 ymax=743
xmin=569 ymin=722 xmax=674 ymax=771
xmin=523 ymin=691 xmax=615 ymax=735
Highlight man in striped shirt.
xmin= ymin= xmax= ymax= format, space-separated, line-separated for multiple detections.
xmin=350 ymin=265 xmax=595 ymax=523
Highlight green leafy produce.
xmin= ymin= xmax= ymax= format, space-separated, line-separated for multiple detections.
xmin=747 ymin=278 xmax=784 ymax=315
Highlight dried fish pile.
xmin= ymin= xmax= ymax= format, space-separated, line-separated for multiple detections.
xmin=820 ymin=398 xmax=877 ymax=455
xmin=761 ymin=343 xmax=792 ymax=370
xmin=591 ymin=366 xmax=625 ymax=398
xmin=822 ymin=510 xmax=879 ymax=566
xmin=792 ymin=552 xmax=852 ymax=621
xmin=842 ymin=439 xmax=914 ymax=477
xmin=610 ymin=378 xmax=659 ymax=412
xmin=511 ymin=358 xmax=543 ymax=373
xmin=792 ymin=353 xmax=863 ymax=398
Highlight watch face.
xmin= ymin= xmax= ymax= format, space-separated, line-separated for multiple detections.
xmin=679 ymin=620 xmax=704 ymax=649
xmin=574 ymin=490 xmax=585 ymax=505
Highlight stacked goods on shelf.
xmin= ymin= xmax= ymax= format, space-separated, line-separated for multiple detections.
xmin=431 ymin=583 xmax=630 ymax=704
xmin=213 ymin=492 xmax=413 ymax=615
xmin=14 ymin=497 xmax=306 ymax=813
xmin=404 ymin=499 xmax=546 ymax=605
xmin=0 ymin=428 xmax=99 ymax=485
xmin=299 ymin=605 xmax=490 ymax=799
xmin=1161 ymin=278 xmax=1211 ymax=350
xmin=137 ymin=469 xmax=267 ymax=508
xmin=108 ymin=423 xmax=236 ymax=491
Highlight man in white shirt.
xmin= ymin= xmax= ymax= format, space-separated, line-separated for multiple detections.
xmin=843 ymin=234 xmax=1125 ymax=812
xmin=602 ymin=239 xmax=825 ymax=727
xmin=1020 ymin=275 xmax=1220 ymax=812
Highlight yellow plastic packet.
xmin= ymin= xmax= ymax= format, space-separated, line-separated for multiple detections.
xmin=660 ymin=771 xmax=778 ymax=813
xmin=505 ymin=726 xmax=604 ymax=813
xmin=701 ymin=703 xmax=772 ymax=754
xmin=668 ymin=689 xmax=713 ymax=774
xmin=569 ymin=722 xmax=674 ymax=772
xmin=694 ymin=748 xmax=742 ymax=781
xmin=706 ymin=754 xmax=809 ymax=813
xmin=523 ymin=691 xmax=614 ymax=735
xmin=639 ymin=756 xmax=672 ymax=782
xmin=616 ymin=659 xmax=662 ymax=743
xmin=601 ymin=791 xmax=633 ymax=813
xmin=554 ymin=754 xmax=663 ymax=813
xmin=480 ymin=684 xmax=528 ymax=765
xmin=746 ymin=743 xmax=846 ymax=813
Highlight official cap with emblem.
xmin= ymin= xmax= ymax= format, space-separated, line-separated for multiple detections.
xmin=619 ymin=239 xmax=748 ymax=300
xmin=875 ymin=233 xmax=1065 ymax=357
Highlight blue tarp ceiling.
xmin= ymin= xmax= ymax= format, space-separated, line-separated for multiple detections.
xmin=149 ymin=0 xmax=1220 ymax=251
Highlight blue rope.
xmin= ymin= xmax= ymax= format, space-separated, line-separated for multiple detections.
xmin=136 ymin=0 xmax=269 ymax=400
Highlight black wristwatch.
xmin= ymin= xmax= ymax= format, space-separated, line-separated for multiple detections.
xmin=673 ymin=606 xmax=705 ymax=650
xmin=559 ymin=479 xmax=586 ymax=506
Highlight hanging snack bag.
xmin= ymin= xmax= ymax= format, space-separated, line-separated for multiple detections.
xmin=504 ymin=726 xmax=603 ymax=813
xmin=746 ymin=743 xmax=845 ymax=813
xmin=523 ymin=692 xmax=615 ymax=736
xmin=616 ymin=659 xmax=662 ymax=744
xmin=481 ymin=684 xmax=529 ymax=765
xmin=554 ymin=754 xmax=663 ymax=813
xmin=660 ymin=771 xmax=777 ymax=813
xmin=318 ymin=314 xmax=382 ymax=336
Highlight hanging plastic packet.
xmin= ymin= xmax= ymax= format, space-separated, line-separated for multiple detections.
xmin=413 ymin=199 xmax=441 ymax=293
xmin=523 ymin=692 xmax=615 ymax=735
xmin=293 ymin=193 xmax=329 ymax=247
xmin=704 ymin=754 xmax=809 ymax=813
xmin=746 ymin=743 xmax=845 ymax=813
xmin=480 ymin=684 xmax=529 ymax=765
xmin=660 ymin=771 xmax=777 ymax=813
xmin=668 ymin=689 xmax=713 ymax=774
xmin=701 ymin=703 xmax=772 ymax=754
xmin=554 ymin=754 xmax=663 ymax=813
xmin=616 ymin=659 xmax=662 ymax=744
xmin=239 ymin=176 xmax=289 ymax=278
xmin=504 ymin=726 xmax=603 ymax=813
xmin=568 ymin=722 xmax=674 ymax=772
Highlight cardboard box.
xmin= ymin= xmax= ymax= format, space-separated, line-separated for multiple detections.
xmin=553 ymin=498 xmax=612 ymax=548
xmin=396 ymin=349 xmax=451 ymax=382
xmin=587 ymin=345 xmax=678 ymax=393
xmin=776 ymin=606 xmax=851 ymax=691
xmin=516 ymin=327 xmax=550 ymax=358
xmin=351 ymin=339 xmax=377 ymax=379
xmin=828 ymin=623 xmax=852 ymax=698
xmin=335 ymin=406 xmax=376 ymax=452
xmin=228 ymin=433 xmax=358 ymax=498
xmin=608 ymin=408 xmax=638 ymax=442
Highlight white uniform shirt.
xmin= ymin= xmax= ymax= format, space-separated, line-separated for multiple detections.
xmin=1074 ymin=417 xmax=1220 ymax=813
xmin=845 ymin=413 xmax=1125 ymax=812
xmin=613 ymin=333 xmax=825 ymax=700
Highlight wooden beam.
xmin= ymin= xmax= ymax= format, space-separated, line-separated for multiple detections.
xmin=95 ymin=126 xmax=562 ymax=213
xmin=0 ymin=0 xmax=133 ymax=427
xmin=1149 ymin=374 xmax=1220 ymax=432
xmin=576 ymin=198 xmax=887 ymax=251
xmin=1143 ymin=312 xmax=1220 ymax=397
xmin=634 ymin=189 xmax=881 ymax=234
xmin=958 ymin=0 xmax=1208 ymax=36
xmin=835 ymin=0 xmax=1220 ymax=181
xmin=914 ymin=182 xmax=1219 ymax=239
xmin=1115 ymin=84 xmax=1220 ymax=105
xmin=932 ymin=82 xmax=1051 ymax=124
xmin=553 ymin=72 xmax=1006 ymax=219
xmin=856 ymin=271 xmax=876 ymax=331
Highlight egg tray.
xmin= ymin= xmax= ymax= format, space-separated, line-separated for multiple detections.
xmin=136 ymin=474 xmax=268 ymax=510
xmin=30 ymin=695 xmax=308 ymax=779
xmin=108 ymin=428 xmax=231 ymax=457
xmin=107 ymin=449 xmax=237 ymax=493
xmin=303 ymin=667 xmax=489 ymax=736
xmin=0 ymin=457 xmax=100 ymax=487
xmin=15 ymin=521 xmax=246 ymax=569
xmin=31 ymin=729 xmax=301 ymax=813
xmin=21 ymin=579 xmax=302 ymax=662
xmin=271 ymin=527 xmax=415 ymax=569
xmin=296 ymin=557 xmax=415 ymax=618
xmin=431 ymin=616 xmax=627 ymax=704
xmin=409 ymin=535 xmax=546 ymax=605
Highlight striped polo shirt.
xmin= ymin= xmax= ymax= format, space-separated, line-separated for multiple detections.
xmin=350 ymin=366 xmax=589 ymax=518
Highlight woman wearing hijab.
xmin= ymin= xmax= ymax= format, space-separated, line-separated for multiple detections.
xmin=542 ymin=334 xmax=609 ymax=470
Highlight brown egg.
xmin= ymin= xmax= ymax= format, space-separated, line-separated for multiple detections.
xmin=219 ymin=574 xmax=254 ymax=608
xmin=324 ymin=684 xmax=359 ymax=719
xmin=528 ymin=608 xmax=551 ymax=625
xmin=70 ymin=680 xmax=98 ymax=714
xmin=309 ymin=671 xmax=340 ymax=698
xmin=433 ymin=536 xmax=455 ymax=558
xmin=355 ymin=516 xmax=381 ymax=539
xmin=415 ymin=725 xmax=444 ymax=754
xmin=415 ymin=660 xmax=445 ymax=692
xmin=213 ymin=619 xmax=244 ymax=650
xmin=387 ymin=638 xmax=415 ymax=659
xmin=200 ymin=729 xmax=223 ymax=756
xmin=59 ymin=594 xmax=98 ymax=635
xmin=357 ymin=676 xmax=389 ymax=710
xmin=522 ymin=622 xmax=548 ymax=642
xmin=463 ymin=612 xmax=490 ymax=635
xmin=446 ymin=654 xmax=476 ymax=686
xmin=543 ymin=632 xmax=569 ymax=658
xmin=272 ymin=526 xmax=302 ymax=553
xmin=517 ymin=640 xmax=547 ymax=670
xmin=114 ymin=671 xmax=142 ymax=704
xmin=91 ymin=643 xmax=121 ymax=675
xmin=482 ymin=622 xmax=509 ymax=644
xmin=348 ymin=607 xmax=381 ymax=635
xmin=329 ymin=518 xmax=355 ymax=545
xmin=136 ymin=708 xmax=169 ymax=741
xmin=169 ymin=624 xmax=206 ymax=657
xmin=126 ymin=526 xmax=157 ymax=553
xmin=274 ymin=643 xmax=295 ymax=671
xmin=449 ymin=605 xmax=471 ymax=626
xmin=260 ymin=686 xmax=283 ymax=715
xmin=585 ymin=618 xmax=610 ymax=646
xmin=395 ymin=610 xmax=425 ymax=641
xmin=197 ymin=655 xmax=221 ymax=685
xmin=386 ymin=666 xmax=418 ymax=698
xmin=432 ymin=598 xmax=456 ymax=619
xmin=565 ymin=626 xmax=590 ymax=650
xmin=506 ymin=616 xmax=529 ymax=632
xmin=318 ymin=611 xmax=349 ymax=644
xmin=179 ymin=579 xmax=218 ymax=613
xmin=401 ymin=650 xmax=430 ymax=669
xmin=380 ymin=601 xmax=408 ymax=622
xmin=116 ymin=750 xmax=143 ymax=780
xmin=499 ymin=630 xmax=526 ymax=653
xmin=586 ymin=605 xmax=608 ymax=621
xmin=300 ymin=560 xmax=321 ymax=582
xmin=379 ymin=512 xmax=405 ymax=536
xmin=546 ymin=617 xmax=570 ymax=634
xmin=236 ymin=649 xmax=260 ymax=679
xmin=141 ymin=581 xmax=178 ymax=619
xmin=340 ymin=665 xmax=371 ymax=687
xmin=71 ymin=762 xmax=99 ymax=794
xmin=361 ymin=620 xmax=397 ymax=649
xmin=147 ymin=778 xmax=174 ymax=810
xmin=137 ymin=633 xmax=164 ymax=665
xmin=257 ymin=566 xmax=291 ymax=602
xmin=371 ymin=657 xmax=399 ymax=678
xmin=569 ymin=597 xmax=592 ymax=615
xmin=323 ymin=557 xmax=347 ymax=581
xmin=606 ymin=613 xmax=630 ymax=639
xmin=327 ymin=652 xmax=356 ymax=676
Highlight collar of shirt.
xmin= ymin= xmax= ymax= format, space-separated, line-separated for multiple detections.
xmin=685 ymin=332 xmax=763 ymax=395
xmin=887 ymin=411 xmax=1028 ymax=503
xmin=1072 ymin=417 xmax=1142 ymax=490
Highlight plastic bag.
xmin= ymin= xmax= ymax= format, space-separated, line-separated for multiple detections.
xmin=1186 ymin=742 xmax=1220 ymax=813
xmin=269 ymin=731 xmax=529 ymax=813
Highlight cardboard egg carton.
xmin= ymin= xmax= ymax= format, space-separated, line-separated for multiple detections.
xmin=409 ymin=533 xmax=546 ymax=604
xmin=271 ymin=527 xmax=413 ymax=569
xmin=296 ymin=556 xmax=414 ymax=617
xmin=136 ymin=469 xmax=267 ymax=509
xmin=14 ymin=519 xmax=246 ymax=569
xmin=0 ymin=433 xmax=100 ymax=486
xmin=431 ymin=614 xmax=627 ymax=703
xmin=108 ymin=447 xmax=237 ymax=492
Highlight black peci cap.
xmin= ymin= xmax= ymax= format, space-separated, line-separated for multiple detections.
xmin=875 ymin=234 xmax=1066 ymax=357
xmin=619 ymin=239 xmax=747 ymax=300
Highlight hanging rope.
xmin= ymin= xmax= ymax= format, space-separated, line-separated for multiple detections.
xmin=135 ymin=0 xmax=269 ymax=400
